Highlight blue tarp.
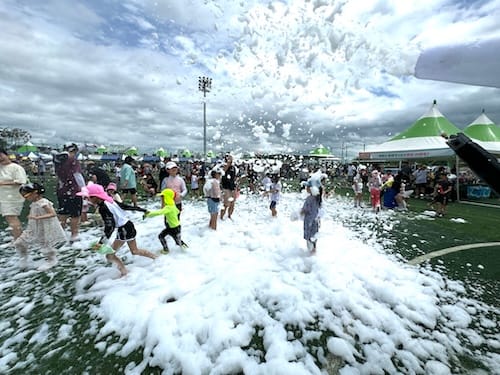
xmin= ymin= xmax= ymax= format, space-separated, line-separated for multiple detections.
xmin=100 ymin=154 xmax=121 ymax=161
xmin=467 ymin=185 xmax=491 ymax=198
xmin=142 ymin=155 xmax=160 ymax=163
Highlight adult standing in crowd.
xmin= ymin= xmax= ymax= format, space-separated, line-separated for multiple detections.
xmin=37 ymin=158 xmax=47 ymax=183
xmin=54 ymin=143 xmax=85 ymax=242
xmin=220 ymin=154 xmax=238 ymax=220
xmin=0 ymin=149 xmax=28 ymax=240
xmin=120 ymin=156 xmax=138 ymax=207
xmin=160 ymin=161 xmax=187 ymax=215
xmin=413 ymin=165 xmax=429 ymax=198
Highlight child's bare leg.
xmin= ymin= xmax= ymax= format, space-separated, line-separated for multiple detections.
xmin=209 ymin=213 xmax=217 ymax=230
xmin=105 ymin=253 xmax=128 ymax=276
xmin=127 ymin=239 xmax=158 ymax=259
xmin=14 ymin=237 xmax=29 ymax=268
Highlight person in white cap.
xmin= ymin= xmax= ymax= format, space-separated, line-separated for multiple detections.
xmin=160 ymin=161 xmax=187 ymax=215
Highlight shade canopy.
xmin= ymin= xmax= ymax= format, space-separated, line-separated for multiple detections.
xmin=124 ymin=147 xmax=138 ymax=156
xmin=181 ymin=149 xmax=192 ymax=158
xmin=96 ymin=145 xmax=107 ymax=154
xmin=309 ymin=145 xmax=332 ymax=156
xmin=142 ymin=155 xmax=161 ymax=163
xmin=463 ymin=112 xmax=500 ymax=155
xmin=390 ymin=101 xmax=461 ymax=141
xmin=463 ymin=112 xmax=500 ymax=142
xmin=16 ymin=141 xmax=38 ymax=153
xmin=363 ymin=101 xmax=459 ymax=160
xmin=156 ymin=148 xmax=167 ymax=157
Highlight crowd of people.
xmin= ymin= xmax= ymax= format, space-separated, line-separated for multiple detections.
xmin=347 ymin=163 xmax=457 ymax=216
xmin=1 ymin=145 xmax=289 ymax=275
xmin=0 ymin=144 xmax=469 ymax=275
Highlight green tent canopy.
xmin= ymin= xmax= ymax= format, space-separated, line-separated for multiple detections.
xmin=156 ymin=147 xmax=167 ymax=157
xmin=96 ymin=145 xmax=107 ymax=154
xmin=206 ymin=150 xmax=216 ymax=158
xmin=124 ymin=146 xmax=138 ymax=156
xmin=309 ymin=145 xmax=332 ymax=157
xmin=16 ymin=141 xmax=38 ymax=153
xmin=390 ymin=100 xmax=461 ymax=140
xmin=181 ymin=149 xmax=192 ymax=158
xmin=463 ymin=111 xmax=500 ymax=142
xmin=363 ymin=101 xmax=460 ymax=160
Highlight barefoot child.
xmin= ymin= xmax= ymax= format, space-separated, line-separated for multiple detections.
xmin=14 ymin=183 xmax=67 ymax=271
xmin=301 ymin=179 xmax=323 ymax=254
xmin=143 ymin=188 xmax=188 ymax=254
xmin=77 ymin=183 xmax=157 ymax=276
xmin=369 ymin=170 xmax=382 ymax=213
xmin=203 ymin=169 xmax=222 ymax=230
xmin=264 ymin=174 xmax=281 ymax=217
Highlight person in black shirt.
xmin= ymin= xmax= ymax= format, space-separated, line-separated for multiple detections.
xmin=433 ymin=173 xmax=452 ymax=217
xmin=87 ymin=161 xmax=111 ymax=187
xmin=220 ymin=154 xmax=238 ymax=220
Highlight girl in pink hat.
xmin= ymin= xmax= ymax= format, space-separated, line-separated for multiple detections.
xmin=78 ymin=183 xmax=157 ymax=276
xmin=106 ymin=182 xmax=122 ymax=203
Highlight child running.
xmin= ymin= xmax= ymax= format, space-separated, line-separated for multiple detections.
xmin=14 ymin=183 xmax=67 ymax=271
xmin=77 ymin=183 xmax=157 ymax=277
xmin=144 ymin=188 xmax=188 ymax=254
xmin=266 ymin=174 xmax=282 ymax=217
xmin=301 ymin=179 xmax=323 ymax=255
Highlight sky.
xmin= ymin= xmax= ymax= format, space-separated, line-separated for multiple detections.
xmin=1 ymin=0 xmax=500 ymax=157
xmin=0 ymin=191 xmax=498 ymax=373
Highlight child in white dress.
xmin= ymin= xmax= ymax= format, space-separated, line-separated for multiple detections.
xmin=14 ymin=183 xmax=67 ymax=271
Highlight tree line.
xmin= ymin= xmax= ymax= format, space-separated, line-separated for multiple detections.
xmin=0 ymin=127 xmax=32 ymax=149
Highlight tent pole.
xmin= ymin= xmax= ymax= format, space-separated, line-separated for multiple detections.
xmin=456 ymin=154 xmax=460 ymax=202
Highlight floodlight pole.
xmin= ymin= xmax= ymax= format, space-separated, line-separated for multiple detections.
xmin=198 ymin=76 xmax=212 ymax=159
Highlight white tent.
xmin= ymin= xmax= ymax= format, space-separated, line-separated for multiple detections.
xmin=361 ymin=101 xmax=461 ymax=161
xmin=463 ymin=112 xmax=500 ymax=156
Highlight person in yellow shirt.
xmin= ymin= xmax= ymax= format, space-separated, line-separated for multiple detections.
xmin=144 ymin=188 xmax=187 ymax=254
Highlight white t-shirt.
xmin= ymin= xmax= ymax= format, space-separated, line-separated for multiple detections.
xmin=0 ymin=162 xmax=27 ymax=202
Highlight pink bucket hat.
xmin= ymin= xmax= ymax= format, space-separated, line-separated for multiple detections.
xmin=77 ymin=183 xmax=114 ymax=202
